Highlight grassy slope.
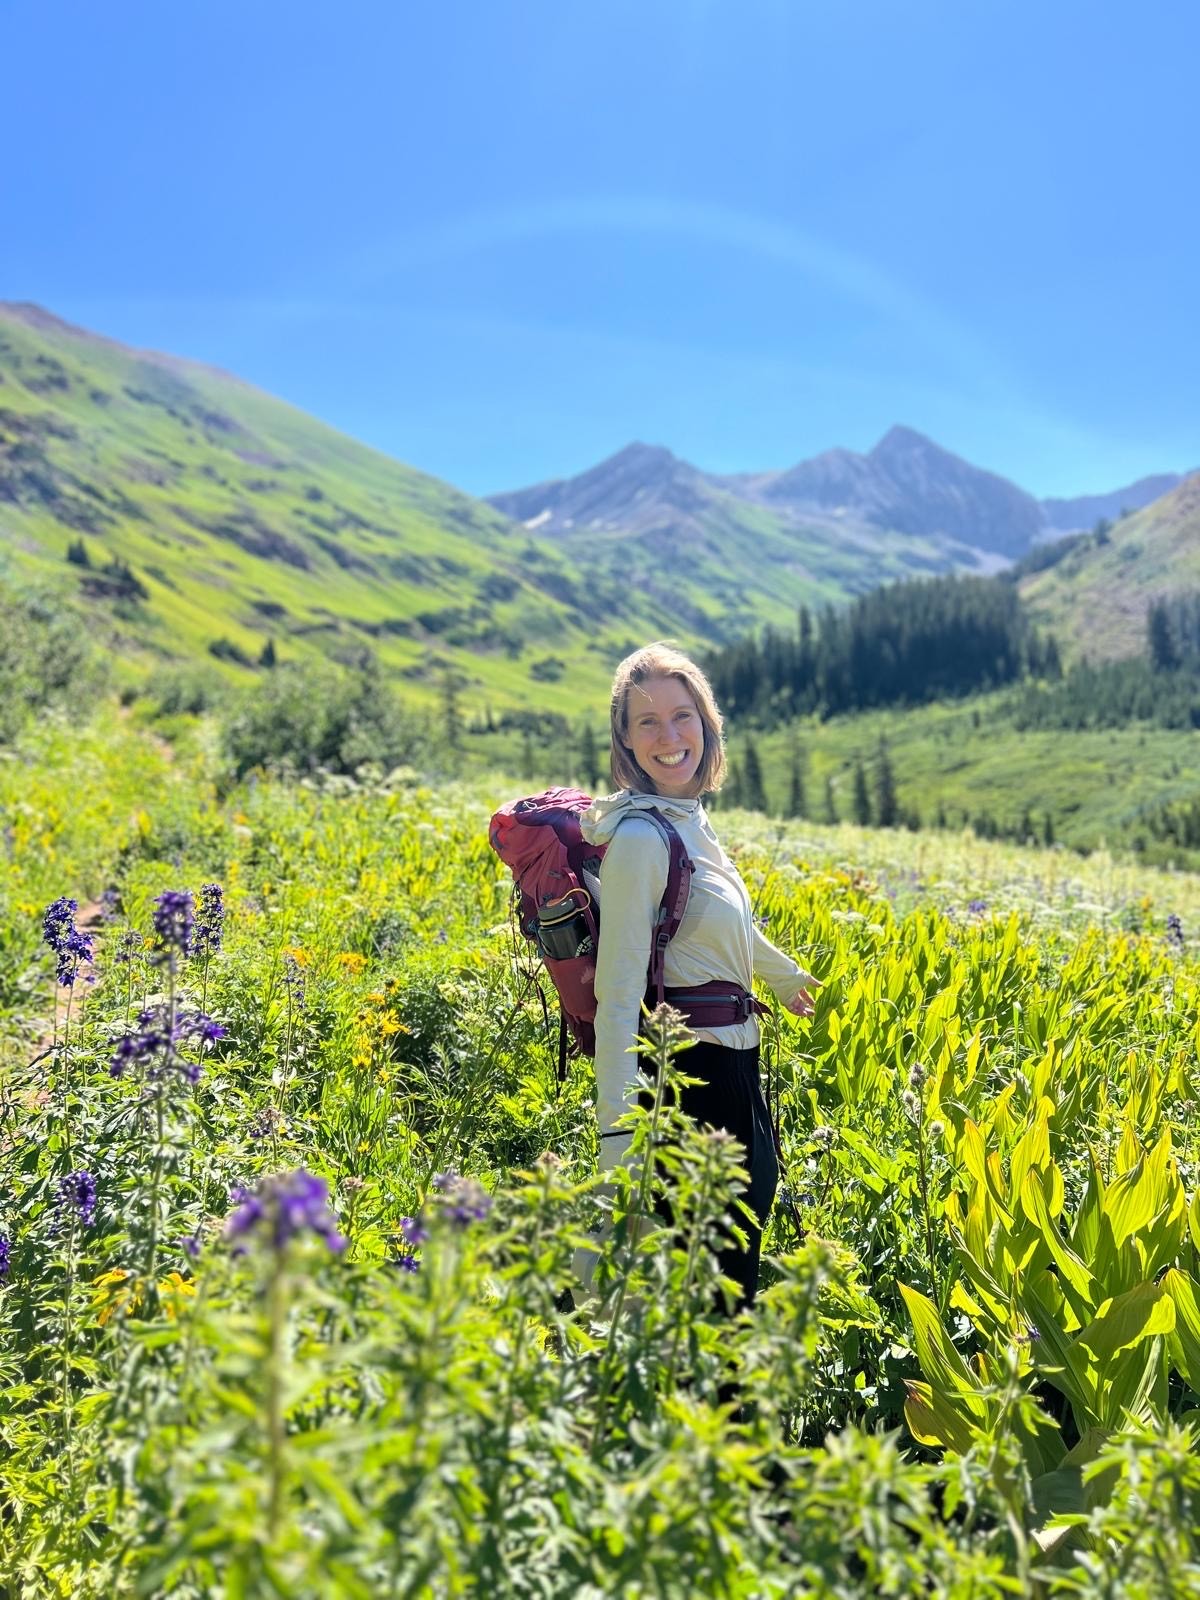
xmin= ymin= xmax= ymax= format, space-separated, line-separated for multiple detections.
xmin=1 ymin=305 xmax=971 ymax=718
xmin=1019 ymin=473 xmax=1200 ymax=662
xmin=726 ymin=694 xmax=1200 ymax=863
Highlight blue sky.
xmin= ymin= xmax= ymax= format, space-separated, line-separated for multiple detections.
xmin=4 ymin=0 xmax=1197 ymax=498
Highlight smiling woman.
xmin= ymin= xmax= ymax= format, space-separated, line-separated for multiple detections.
xmin=578 ymin=642 xmax=820 ymax=1314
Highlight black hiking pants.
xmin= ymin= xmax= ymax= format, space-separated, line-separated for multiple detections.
xmin=637 ymin=1040 xmax=779 ymax=1311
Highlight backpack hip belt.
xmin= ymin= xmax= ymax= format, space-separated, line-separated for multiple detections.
xmin=658 ymin=982 xmax=769 ymax=1029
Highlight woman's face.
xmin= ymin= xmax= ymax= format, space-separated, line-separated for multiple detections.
xmin=622 ymin=675 xmax=704 ymax=797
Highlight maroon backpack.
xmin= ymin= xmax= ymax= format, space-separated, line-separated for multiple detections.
xmin=489 ymin=788 xmax=693 ymax=1079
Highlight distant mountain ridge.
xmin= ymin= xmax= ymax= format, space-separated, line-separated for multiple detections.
xmin=2 ymin=299 xmax=1194 ymax=715
xmin=491 ymin=428 xmax=1186 ymax=561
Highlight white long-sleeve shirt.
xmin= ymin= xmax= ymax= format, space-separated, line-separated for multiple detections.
xmin=580 ymin=790 xmax=814 ymax=1143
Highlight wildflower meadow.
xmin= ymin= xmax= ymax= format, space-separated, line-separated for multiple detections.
xmin=3 ymin=706 xmax=1200 ymax=1597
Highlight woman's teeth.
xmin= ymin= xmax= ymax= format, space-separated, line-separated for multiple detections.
xmin=655 ymin=751 xmax=688 ymax=766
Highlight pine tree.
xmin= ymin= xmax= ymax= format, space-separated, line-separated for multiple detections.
xmin=852 ymin=761 xmax=872 ymax=826
xmin=787 ymin=735 xmax=806 ymax=818
xmin=1148 ymin=601 xmax=1178 ymax=672
xmin=1043 ymin=811 xmax=1055 ymax=846
xmin=579 ymin=722 xmax=600 ymax=791
xmin=441 ymin=671 xmax=463 ymax=756
xmin=874 ymin=741 xmax=898 ymax=827
xmin=65 ymin=537 xmax=91 ymax=567
xmin=743 ymin=738 xmax=768 ymax=813
xmin=258 ymin=638 xmax=277 ymax=669
xmin=822 ymin=774 xmax=837 ymax=824
xmin=726 ymin=761 xmax=745 ymax=809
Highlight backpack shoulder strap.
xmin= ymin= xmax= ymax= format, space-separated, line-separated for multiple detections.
xmin=640 ymin=808 xmax=694 ymax=1006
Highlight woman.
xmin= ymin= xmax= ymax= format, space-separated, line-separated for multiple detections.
xmin=580 ymin=642 xmax=818 ymax=1311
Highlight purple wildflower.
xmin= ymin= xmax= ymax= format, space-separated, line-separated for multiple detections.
xmin=282 ymin=953 xmax=306 ymax=1008
xmin=195 ymin=883 xmax=224 ymax=958
xmin=153 ymin=890 xmax=194 ymax=958
xmin=111 ymin=927 xmax=143 ymax=967
xmin=179 ymin=1230 xmax=203 ymax=1261
xmin=394 ymin=1251 xmax=420 ymax=1274
xmin=42 ymin=897 xmax=95 ymax=986
xmin=110 ymin=1006 xmax=224 ymax=1082
xmin=248 ymin=1105 xmax=285 ymax=1142
xmin=432 ymin=1171 xmax=493 ymax=1227
xmin=225 ymin=1169 xmax=346 ymax=1256
xmin=98 ymin=886 xmax=121 ymax=923
xmin=57 ymin=1171 xmax=97 ymax=1229
xmin=967 ymin=899 xmax=988 ymax=916
xmin=1167 ymin=913 xmax=1185 ymax=950
xmin=399 ymin=1215 xmax=430 ymax=1247
xmin=0 ymin=1233 xmax=10 ymax=1284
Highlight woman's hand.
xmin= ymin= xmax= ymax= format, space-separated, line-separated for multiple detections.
xmin=782 ymin=981 xmax=818 ymax=1017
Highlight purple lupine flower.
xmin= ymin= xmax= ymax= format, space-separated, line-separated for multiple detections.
xmin=967 ymin=899 xmax=988 ymax=916
xmin=179 ymin=1230 xmax=203 ymax=1261
xmin=195 ymin=883 xmax=224 ymax=958
xmin=57 ymin=1171 xmax=97 ymax=1229
xmin=282 ymin=953 xmax=306 ymax=1009
xmin=432 ymin=1171 xmax=493 ymax=1227
xmin=225 ymin=1169 xmax=346 ymax=1255
xmin=42 ymin=897 xmax=95 ymax=986
xmin=1167 ymin=913 xmax=1185 ymax=950
xmin=110 ymin=1006 xmax=225 ymax=1082
xmin=111 ymin=927 xmax=143 ymax=966
xmin=248 ymin=1105 xmax=285 ymax=1142
xmin=0 ymin=1233 xmax=10 ymax=1283
xmin=98 ymin=886 xmax=121 ymax=923
xmin=394 ymin=1251 xmax=420 ymax=1274
xmin=153 ymin=890 xmax=194 ymax=958
xmin=399 ymin=1215 xmax=430 ymax=1247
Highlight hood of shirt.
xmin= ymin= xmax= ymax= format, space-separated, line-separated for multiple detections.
xmin=581 ymin=788 xmax=704 ymax=846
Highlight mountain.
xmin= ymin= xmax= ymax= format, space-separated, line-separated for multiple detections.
xmin=488 ymin=432 xmax=1024 ymax=622
xmin=1018 ymin=472 xmax=1200 ymax=662
xmin=493 ymin=426 xmax=1065 ymax=572
xmin=1040 ymin=473 xmax=1193 ymax=537
xmin=750 ymin=425 xmax=1045 ymax=558
xmin=0 ymin=302 xmax=682 ymax=713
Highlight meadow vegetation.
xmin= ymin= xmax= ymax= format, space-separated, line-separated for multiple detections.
xmin=2 ymin=699 xmax=1200 ymax=1596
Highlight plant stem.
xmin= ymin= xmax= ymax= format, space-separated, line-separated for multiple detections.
xmin=266 ymin=1262 xmax=288 ymax=1540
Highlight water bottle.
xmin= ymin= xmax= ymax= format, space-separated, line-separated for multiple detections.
xmin=536 ymin=888 xmax=594 ymax=960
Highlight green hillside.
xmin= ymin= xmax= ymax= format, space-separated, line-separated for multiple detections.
xmin=0 ymin=305 xmax=697 ymax=713
xmin=1 ymin=303 xmax=960 ymax=719
xmin=725 ymin=692 xmax=1200 ymax=866
xmin=1018 ymin=473 xmax=1200 ymax=662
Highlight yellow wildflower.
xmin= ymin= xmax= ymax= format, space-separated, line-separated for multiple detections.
xmin=365 ymin=991 xmax=386 ymax=1004
xmin=379 ymin=1015 xmax=410 ymax=1036
xmin=158 ymin=1272 xmax=198 ymax=1320
xmin=92 ymin=1268 xmax=142 ymax=1326
xmin=283 ymin=945 xmax=309 ymax=966
xmin=337 ymin=952 xmax=368 ymax=973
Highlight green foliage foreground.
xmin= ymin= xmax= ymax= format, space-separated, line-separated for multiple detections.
xmin=3 ymin=712 xmax=1200 ymax=1596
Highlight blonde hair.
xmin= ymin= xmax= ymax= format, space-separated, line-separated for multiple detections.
xmin=608 ymin=642 xmax=727 ymax=797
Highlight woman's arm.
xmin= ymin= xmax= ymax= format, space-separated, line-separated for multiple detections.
xmin=751 ymin=924 xmax=819 ymax=1015
xmin=592 ymin=818 xmax=668 ymax=1164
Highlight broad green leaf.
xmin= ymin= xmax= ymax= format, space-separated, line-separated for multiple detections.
xmin=1074 ymin=1281 xmax=1175 ymax=1366
xmin=1020 ymin=1169 xmax=1101 ymax=1319
xmin=1101 ymin=1154 xmax=1160 ymax=1248
xmin=899 ymin=1283 xmax=987 ymax=1418
xmin=1162 ymin=1268 xmax=1200 ymax=1392
xmin=1022 ymin=1275 xmax=1097 ymax=1422
xmin=903 ymin=1381 xmax=981 ymax=1454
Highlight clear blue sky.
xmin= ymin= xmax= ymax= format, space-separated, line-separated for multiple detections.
xmin=4 ymin=0 xmax=1197 ymax=498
